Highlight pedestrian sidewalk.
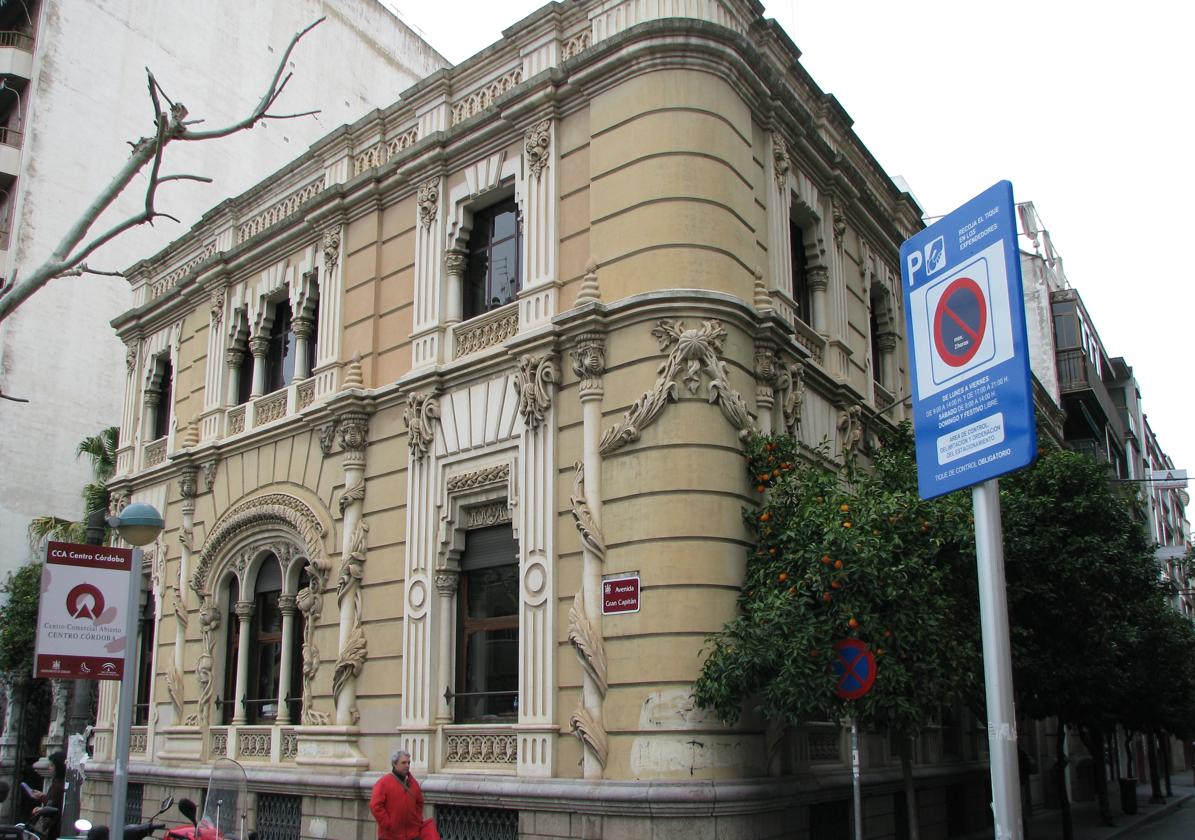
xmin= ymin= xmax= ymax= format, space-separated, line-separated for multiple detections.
xmin=1025 ymin=780 xmax=1194 ymax=840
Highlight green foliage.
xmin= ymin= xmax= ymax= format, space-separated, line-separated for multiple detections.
xmin=0 ymin=561 xmax=45 ymax=674
xmin=1001 ymin=446 xmax=1167 ymax=729
xmin=27 ymin=426 xmax=118 ymax=549
xmin=694 ymin=424 xmax=980 ymax=736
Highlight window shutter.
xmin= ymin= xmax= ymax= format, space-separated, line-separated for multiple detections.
xmin=462 ymin=524 xmax=518 ymax=570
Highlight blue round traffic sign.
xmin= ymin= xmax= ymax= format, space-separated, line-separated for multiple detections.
xmin=833 ymin=639 xmax=876 ymax=700
xmin=933 ymin=277 xmax=987 ymax=367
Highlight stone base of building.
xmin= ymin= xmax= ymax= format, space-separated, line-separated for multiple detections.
xmin=79 ymin=761 xmax=993 ymax=840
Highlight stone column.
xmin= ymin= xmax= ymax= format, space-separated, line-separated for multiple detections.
xmin=224 ymin=348 xmax=245 ymax=406
xmin=444 ymin=251 xmax=466 ymax=325
xmin=170 ymin=469 xmax=197 ymax=725
xmin=142 ymin=387 xmax=161 ymax=439
xmin=232 ymin=600 xmax=254 ymax=724
xmin=293 ymin=316 xmax=315 ymax=381
xmin=248 ymin=336 xmax=270 ymax=398
xmin=569 ymin=333 xmax=608 ymax=779
xmin=433 ymin=572 xmax=458 ymax=725
xmin=808 ymin=265 xmax=829 ymax=334
xmin=334 ymin=410 xmax=369 ymax=726
xmin=276 ymin=595 xmax=297 ymax=725
xmin=878 ymin=333 xmax=897 ymax=392
xmin=754 ymin=343 xmax=778 ymax=435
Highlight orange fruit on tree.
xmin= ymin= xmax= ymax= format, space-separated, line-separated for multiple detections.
xmin=777 ymin=571 xmax=787 ymax=581
xmin=822 ymin=592 xmax=833 ymax=603
xmin=821 ymin=554 xmax=832 ymax=565
xmin=842 ymin=521 xmax=852 ymax=529
xmin=760 ymin=512 xmax=771 ymax=522
xmin=833 ymin=559 xmax=843 ymax=570
xmin=848 ymin=617 xmax=859 ymax=629
xmin=831 ymin=580 xmax=843 ymax=590
xmin=839 ymin=503 xmax=850 ymax=513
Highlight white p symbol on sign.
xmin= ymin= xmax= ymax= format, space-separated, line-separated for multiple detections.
xmin=905 ymin=236 xmax=946 ymax=285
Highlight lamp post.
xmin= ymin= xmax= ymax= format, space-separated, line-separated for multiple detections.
xmin=104 ymin=503 xmax=163 ymax=836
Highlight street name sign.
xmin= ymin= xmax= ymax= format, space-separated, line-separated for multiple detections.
xmin=35 ymin=541 xmax=135 ymax=680
xmin=602 ymin=574 xmax=640 ymax=615
xmin=900 ymin=180 xmax=1036 ymax=499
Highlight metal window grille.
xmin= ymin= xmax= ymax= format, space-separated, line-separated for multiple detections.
xmin=125 ymin=782 xmax=144 ymax=826
xmin=435 ymin=805 xmax=518 ymax=840
xmin=256 ymin=793 xmax=302 ymax=840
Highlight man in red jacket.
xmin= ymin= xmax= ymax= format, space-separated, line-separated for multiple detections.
xmin=370 ymin=749 xmax=425 ymax=840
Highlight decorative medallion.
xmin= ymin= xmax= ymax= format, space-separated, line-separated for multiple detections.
xmin=417 ymin=179 xmax=439 ymax=229
xmin=403 ymin=390 xmax=439 ymax=461
xmin=514 ymin=353 xmax=558 ymax=430
xmin=524 ymin=119 xmax=551 ymax=179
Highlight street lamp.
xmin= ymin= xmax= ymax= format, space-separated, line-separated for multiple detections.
xmin=103 ymin=503 xmax=163 ymax=837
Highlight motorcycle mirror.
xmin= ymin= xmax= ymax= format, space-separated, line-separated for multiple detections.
xmin=156 ymin=795 xmax=175 ymax=816
xmin=179 ymin=797 xmax=198 ymax=825
xmin=74 ymin=818 xmax=93 ymax=831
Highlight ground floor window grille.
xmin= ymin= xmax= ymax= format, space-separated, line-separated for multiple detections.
xmin=435 ymin=804 xmax=517 ymax=840
xmin=256 ymin=792 xmax=301 ymax=840
xmin=124 ymin=782 xmax=144 ymax=826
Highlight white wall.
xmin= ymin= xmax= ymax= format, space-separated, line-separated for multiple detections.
xmin=0 ymin=0 xmax=445 ymax=577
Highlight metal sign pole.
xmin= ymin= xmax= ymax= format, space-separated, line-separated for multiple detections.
xmin=108 ymin=547 xmax=142 ymax=836
xmin=972 ymin=480 xmax=1022 ymax=840
xmin=851 ymin=718 xmax=863 ymax=840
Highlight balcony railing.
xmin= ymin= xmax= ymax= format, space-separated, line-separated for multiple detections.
xmin=0 ymin=31 xmax=33 ymax=50
xmin=0 ymin=126 xmax=21 ymax=148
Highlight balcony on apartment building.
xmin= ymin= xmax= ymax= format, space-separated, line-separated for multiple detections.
xmin=0 ymin=29 xmax=31 ymax=179
xmin=0 ymin=30 xmax=32 ymax=79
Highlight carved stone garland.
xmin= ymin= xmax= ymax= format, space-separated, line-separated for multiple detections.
xmin=772 ymin=131 xmax=790 ymax=187
xmin=403 ymin=390 xmax=439 ymax=461
xmin=417 ymin=180 xmax=438 ymax=229
xmin=524 ymin=119 xmax=551 ymax=179
xmin=333 ymin=520 xmax=368 ymax=724
xmin=333 ymin=410 xmax=370 ymax=725
xmin=513 ymin=354 xmax=558 ymax=430
xmin=323 ymin=227 xmax=341 ymax=276
xmin=600 ymin=319 xmax=755 ymax=455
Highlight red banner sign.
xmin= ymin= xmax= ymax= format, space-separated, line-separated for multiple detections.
xmin=602 ymin=575 xmax=640 ymax=615
xmin=35 ymin=541 xmax=134 ymax=680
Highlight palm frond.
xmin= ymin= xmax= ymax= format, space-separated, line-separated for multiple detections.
xmin=28 ymin=516 xmax=85 ymax=548
xmin=76 ymin=425 xmax=119 ymax=484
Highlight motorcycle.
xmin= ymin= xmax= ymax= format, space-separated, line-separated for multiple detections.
xmin=162 ymin=759 xmax=254 ymax=840
xmin=72 ymin=795 xmax=174 ymax=840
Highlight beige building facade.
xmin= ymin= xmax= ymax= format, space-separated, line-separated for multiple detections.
xmin=91 ymin=2 xmax=991 ymax=837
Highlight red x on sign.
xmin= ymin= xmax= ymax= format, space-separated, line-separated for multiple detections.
xmin=832 ymin=639 xmax=876 ymax=700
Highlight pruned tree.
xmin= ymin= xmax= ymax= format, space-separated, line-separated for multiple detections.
xmin=0 ymin=18 xmax=325 ymax=324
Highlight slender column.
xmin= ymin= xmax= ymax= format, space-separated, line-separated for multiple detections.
xmin=808 ymin=266 xmax=829 ymax=334
xmin=334 ymin=410 xmax=370 ymax=725
xmin=754 ymin=344 xmax=777 ymax=435
xmin=170 ymin=469 xmax=197 ymax=724
xmin=232 ymin=601 xmax=254 ymax=724
xmin=225 ymin=348 xmax=245 ymax=406
xmin=248 ymin=336 xmax=270 ymax=398
xmin=142 ymin=388 xmax=161 ymax=440
xmin=878 ymin=333 xmax=898 ymax=392
xmin=444 ymin=251 xmax=466 ymax=325
xmin=570 ymin=333 xmax=607 ymax=779
xmin=276 ymin=596 xmax=297 ymax=725
xmin=433 ymin=572 xmax=458 ymax=725
xmin=293 ymin=316 xmax=315 ymax=380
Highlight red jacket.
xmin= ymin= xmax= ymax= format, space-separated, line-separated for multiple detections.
xmin=370 ymin=771 xmax=424 ymax=840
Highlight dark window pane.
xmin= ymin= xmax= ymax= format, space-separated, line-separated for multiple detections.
xmin=1053 ymin=312 xmax=1077 ymax=348
xmin=153 ymin=358 xmax=173 ymax=440
xmin=463 ymin=199 xmax=521 ymax=319
xmin=461 ymin=627 xmax=518 ymax=720
xmin=489 ymin=237 xmax=518 ymax=308
xmin=790 ymin=217 xmax=812 ymax=321
xmin=237 ymin=350 xmax=253 ymax=404
xmin=266 ymin=300 xmax=295 ymax=392
xmin=465 ymin=565 xmax=519 ymax=618
xmin=492 ymin=207 xmax=518 ymax=241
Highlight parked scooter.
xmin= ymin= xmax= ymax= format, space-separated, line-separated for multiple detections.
xmin=71 ymin=795 xmax=174 ymax=840
xmin=161 ymin=760 xmax=255 ymax=840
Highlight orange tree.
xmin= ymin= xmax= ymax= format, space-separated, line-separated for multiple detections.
xmin=693 ymin=424 xmax=979 ymax=834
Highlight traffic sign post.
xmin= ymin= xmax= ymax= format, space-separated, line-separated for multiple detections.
xmin=901 ymin=181 xmax=1035 ymax=840
xmin=832 ymin=639 xmax=875 ymax=840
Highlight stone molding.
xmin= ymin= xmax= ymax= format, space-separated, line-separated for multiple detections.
xmin=403 ymin=390 xmax=439 ymax=461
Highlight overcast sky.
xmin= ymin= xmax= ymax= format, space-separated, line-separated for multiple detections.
xmin=392 ymin=1 xmax=1193 ymax=479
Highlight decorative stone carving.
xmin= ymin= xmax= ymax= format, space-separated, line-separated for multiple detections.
xmin=403 ymin=390 xmax=439 ymax=461
xmin=451 ymin=68 xmax=523 ymax=126
xmin=333 ymin=521 xmax=368 ymax=724
xmin=838 ymin=403 xmax=863 ymax=456
xmin=575 ymin=258 xmax=601 ymax=305
xmin=417 ymin=180 xmax=438 ymax=229
xmin=147 ymin=242 xmax=217 ymax=301
xmin=600 ymin=319 xmax=755 ymax=455
xmin=568 ymin=592 xmax=607 ymax=695
xmin=296 ymin=552 xmax=332 ymax=726
xmin=337 ymin=521 xmax=367 ymax=601
xmin=296 ymin=380 xmax=316 ymax=411
xmin=444 ymin=250 xmax=466 ymax=277
xmin=194 ymin=601 xmax=221 ymax=727
xmin=254 ymin=391 xmax=288 ymax=426
xmin=165 ymin=663 xmax=185 ymax=722
xmin=342 ymin=355 xmax=364 ymax=390
xmin=201 ymin=460 xmax=218 ymax=492
xmin=336 ymin=411 xmax=369 ymax=468
xmin=225 ymin=346 xmax=245 ymax=369
xmin=569 ymin=463 xmax=605 ymax=561
xmin=178 ymin=467 xmax=198 ymax=504
xmin=125 ymin=341 xmax=138 ymax=374
xmin=237 ymin=178 xmax=325 ymax=243
xmin=434 ymin=571 xmax=459 ymax=596
xmin=454 ymin=309 xmax=519 ymax=357
xmin=772 ymin=131 xmax=790 ymax=187
xmin=569 ymin=703 xmax=607 ymax=769
xmin=753 ymin=267 xmax=771 ymax=311
xmin=778 ymin=362 xmax=806 ymax=437
xmin=323 ymin=227 xmax=341 ymax=276
xmin=318 ymin=423 xmax=337 ymax=456
xmin=446 ymin=463 xmax=509 ymax=492
xmin=352 ymin=127 xmax=419 ymax=176
xmin=833 ymin=202 xmax=847 ymax=249
xmin=210 ymin=287 xmax=226 ymax=330
xmin=524 ymin=119 xmax=551 ymax=179
xmin=560 ymin=29 xmax=591 ymax=61
xmin=514 ymin=354 xmax=558 ymax=430
xmin=570 ymin=332 xmax=605 ymax=397
xmin=464 ymin=501 xmax=511 ymax=529
xmin=339 ymin=480 xmax=366 ymax=517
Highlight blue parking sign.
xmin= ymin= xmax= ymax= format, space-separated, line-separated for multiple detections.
xmin=900 ymin=181 xmax=1036 ymax=499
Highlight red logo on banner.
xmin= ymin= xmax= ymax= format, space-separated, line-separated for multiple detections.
xmin=66 ymin=583 xmax=105 ymax=620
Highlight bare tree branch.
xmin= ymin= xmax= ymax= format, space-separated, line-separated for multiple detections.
xmin=0 ymin=16 xmax=325 ymax=324
xmin=58 ymin=265 xmax=125 ymax=278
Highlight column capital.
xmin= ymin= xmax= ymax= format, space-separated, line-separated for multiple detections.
xmin=248 ymin=336 xmax=271 ymax=358
xmin=570 ymin=332 xmax=606 ymax=400
xmin=435 ymin=571 xmax=459 ymax=596
xmin=292 ymin=316 xmax=316 ymax=340
xmin=444 ymin=249 xmax=467 ymax=276
xmin=234 ymin=600 xmax=255 ymax=622
xmin=278 ymin=594 xmax=297 ymax=616
xmin=336 ymin=410 xmax=370 ymax=468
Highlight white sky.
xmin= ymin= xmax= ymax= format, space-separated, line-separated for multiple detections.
xmin=392 ymin=0 xmax=1193 ymax=477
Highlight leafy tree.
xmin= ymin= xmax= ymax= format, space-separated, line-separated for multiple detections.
xmin=28 ymin=426 xmax=119 ymax=547
xmin=0 ymin=561 xmax=44 ymax=674
xmin=694 ymin=425 xmax=979 ymax=839
xmin=1001 ymin=444 xmax=1162 ymax=836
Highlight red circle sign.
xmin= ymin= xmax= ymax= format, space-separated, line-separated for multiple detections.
xmin=833 ymin=639 xmax=876 ymax=700
xmin=66 ymin=582 xmax=105 ymax=621
xmin=933 ymin=277 xmax=987 ymax=367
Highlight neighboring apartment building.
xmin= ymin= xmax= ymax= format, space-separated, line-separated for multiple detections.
xmin=79 ymin=1 xmax=1008 ymax=837
xmin=0 ymin=0 xmax=445 ymax=583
